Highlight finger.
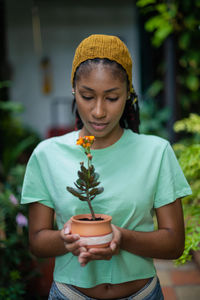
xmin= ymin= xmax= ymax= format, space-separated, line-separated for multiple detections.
xmin=60 ymin=221 xmax=72 ymax=240
xmin=63 ymin=220 xmax=72 ymax=233
xmin=110 ymin=242 xmax=117 ymax=251
xmin=88 ymin=247 xmax=112 ymax=256
xmin=78 ymin=252 xmax=91 ymax=266
xmin=73 ymin=246 xmax=87 ymax=256
xmin=110 ymin=242 xmax=120 ymax=255
xmin=64 ymin=234 xmax=80 ymax=243
xmin=85 ymin=253 xmax=112 ymax=261
xmin=65 ymin=239 xmax=83 ymax=253
xmin=84 ymin=249 xmax=113 ymax=261
xmin=66 ymin=238 xmax=88 ymax=253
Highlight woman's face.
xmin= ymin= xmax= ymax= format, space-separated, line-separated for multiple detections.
xmin=74 ymin=63 xmax=128 ymax=148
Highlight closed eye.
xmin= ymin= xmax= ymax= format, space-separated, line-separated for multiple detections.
xmin=107 ymin=97 xmax=119 ymax=102
xmin=82 ymin=95 xmax=93 ymax=100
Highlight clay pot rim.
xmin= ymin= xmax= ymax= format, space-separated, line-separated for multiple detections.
xmin=71 ymin=214 xmax=112 ymax=224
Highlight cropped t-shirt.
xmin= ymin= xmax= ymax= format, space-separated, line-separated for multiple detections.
xmin=21 ymin=129 xmax=192 ymax=287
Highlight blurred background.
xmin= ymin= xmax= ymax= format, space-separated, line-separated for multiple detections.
xmin=0 ymin=0 xmax=200 ymax=299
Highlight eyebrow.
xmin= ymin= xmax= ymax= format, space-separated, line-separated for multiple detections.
xmin=80 ymin=85 xmax=120 ymax=93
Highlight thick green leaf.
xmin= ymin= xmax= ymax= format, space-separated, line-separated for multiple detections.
xmin=78 ymin=195 xmax=88 ymax=201
xmin=74 ymin=182 xmax=86 ymax=192
xmin=96 ymin=187 xmax=104 ymax=195
xmin=78 ymin=171 xmax=88 ymax=183
xmin=80 ymin=164 xmax=88 ymax=174
xmin=94 ymin=172 xmax=100 ymax=180
xmin=89 ymin=172 xmax=100 ymax=183
xmin=66 ymin=187 xmax=83 ymax=198
xmin=90 ymin=181 xmax=100 ymax=188
xmin=89 ymin=187 xmax=104 ymax=196
xmin=89 ymin=164 xmax=95 ymax=175
xmin=76 ymin=178 xmax=87 ymax=187
xmin=89 ymin=188 xmax=99 ymax=196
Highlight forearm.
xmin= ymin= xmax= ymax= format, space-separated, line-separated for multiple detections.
xmin=119 ymin=227 xmax=184 ymax=259
xmin=29 ymin=229 xmax=68 ymax=258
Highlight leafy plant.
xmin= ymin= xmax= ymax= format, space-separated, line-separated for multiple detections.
xmin=0 ymin=81 xmax=41 ymax=298
xmin=0 ymin=81 xmax=40 ymax=178
xmin=0 ymin=165 xmax=34 ymax=299
xmin=136 ymin=0 xmax=200 ymax=117
xmin=173 ymin=114 xmax=200 ymax=264
xmin=67 ymin=136 xmax=104 ymax=220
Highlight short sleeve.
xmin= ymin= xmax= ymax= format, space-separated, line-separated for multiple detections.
xmin=21 ymin=151 xmax=54 ymax=209
xmin=154 ymin=142 xmax=192 ymax=208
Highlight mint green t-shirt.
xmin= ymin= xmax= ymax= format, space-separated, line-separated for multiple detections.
xmin=21 ymin=129 xmax=192 ymax=287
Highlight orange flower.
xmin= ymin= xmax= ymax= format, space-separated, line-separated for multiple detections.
xmin=76 ymin=137 xmax=84 ymax=145
xmin=85 ymin=142 xmax=91 ymax=148
xmin=76 ymin=136 xmax=95 ymax=149
xmin=86 ymin=136 xmax=95 ymax=142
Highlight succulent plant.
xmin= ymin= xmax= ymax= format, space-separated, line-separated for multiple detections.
xmin=67 ymin=136 xmax=104 ymax=220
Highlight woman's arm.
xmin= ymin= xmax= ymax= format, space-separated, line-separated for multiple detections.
xmin=78 ymin=198 xmax=185 ymax=265
xmin=29 ymin=202 xmax=87 ymax=258
xmin=28 ymin=202 xmax=67 ymax=257
xmin=119 ymin=198 xmax=185 ymax=259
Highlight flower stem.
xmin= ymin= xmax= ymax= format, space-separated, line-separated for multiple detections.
xmin=87 ymin=198 xmax=96 ymax=220
xmin=88 ymin=153 xmax=91 ymax=178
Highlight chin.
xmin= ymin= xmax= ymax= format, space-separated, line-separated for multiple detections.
xmin=84 ymin=126 xmax=108 ymax=137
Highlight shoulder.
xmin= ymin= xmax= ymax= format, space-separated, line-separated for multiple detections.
xmin=33 ymin=130 xmax=79 ymax=156
xmin=125 ymin=129 xmax=169 ymax=152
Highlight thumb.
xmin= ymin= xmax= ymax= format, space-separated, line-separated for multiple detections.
xmin=110 ymin=242 xmax=117 ymax=252
xmin=64 ymin=220 xmax=72 ymax=235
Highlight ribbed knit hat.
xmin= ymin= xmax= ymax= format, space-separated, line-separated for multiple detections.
xmin=71 ymin=34 xmax=133 ymax=93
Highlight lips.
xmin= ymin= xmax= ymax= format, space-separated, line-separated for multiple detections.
xmin=89 ymin=122 xmax=109 ymax=131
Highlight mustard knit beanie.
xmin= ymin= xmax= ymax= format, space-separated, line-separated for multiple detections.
xmin=71 ymin=34 xmax=133 ymax=93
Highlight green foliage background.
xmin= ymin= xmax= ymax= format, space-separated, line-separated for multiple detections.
xmin=0 ymin=82 xmax=41 ymax=299
xmin=137 ymin=0 xmax=200 ymax=264
xmin=137 ymin=0 xmax=200 ymax=116
xmin=173 ymin=114 xmax=200 ymax=264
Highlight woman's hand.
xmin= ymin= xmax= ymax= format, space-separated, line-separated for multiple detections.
xmin=60 ymin=220 xmax=87 ymax=256
xmin=78 ymin=224 xmax=122 ymax=267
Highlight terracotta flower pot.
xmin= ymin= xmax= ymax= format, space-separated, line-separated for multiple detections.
xmin=71 ymin=214 xmax=113 ymax=248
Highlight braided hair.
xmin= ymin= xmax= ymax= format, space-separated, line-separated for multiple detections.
xmin=72 ymin=58 xmax=140 ymax=133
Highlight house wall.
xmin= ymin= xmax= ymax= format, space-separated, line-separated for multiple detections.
xmin=5 ymin=0 xmax=140 ymax=138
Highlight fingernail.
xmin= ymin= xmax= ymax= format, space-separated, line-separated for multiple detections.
xmin=80 ymin=247 xmax=87 ymax=252
xmin=111 ymin=243 xmax=116 ymax=251
xmin=64 ymin=227 xmax=69 ymax=234
xmin=74 ymin=234 xmax=80 ymax=240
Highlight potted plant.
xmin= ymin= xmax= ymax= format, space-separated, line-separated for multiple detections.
xmin=67 ymin=136 xmax=113 ymax=248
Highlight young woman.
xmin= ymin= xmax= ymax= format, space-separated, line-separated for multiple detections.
xmin=21 ymin=34 xmax=192 ymax=300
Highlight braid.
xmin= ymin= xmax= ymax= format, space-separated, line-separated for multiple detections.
xmin=120 ymin=90 xmax=140 ymax=133
xmin=72 ymin=98 xmax=83 ymax=130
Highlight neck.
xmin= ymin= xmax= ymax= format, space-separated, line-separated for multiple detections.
xmin=79 ymin=126 xmax=124 ymax=150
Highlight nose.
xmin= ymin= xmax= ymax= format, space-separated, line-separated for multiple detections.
xmin=92 ymin=99 xmax=106 ymax=119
